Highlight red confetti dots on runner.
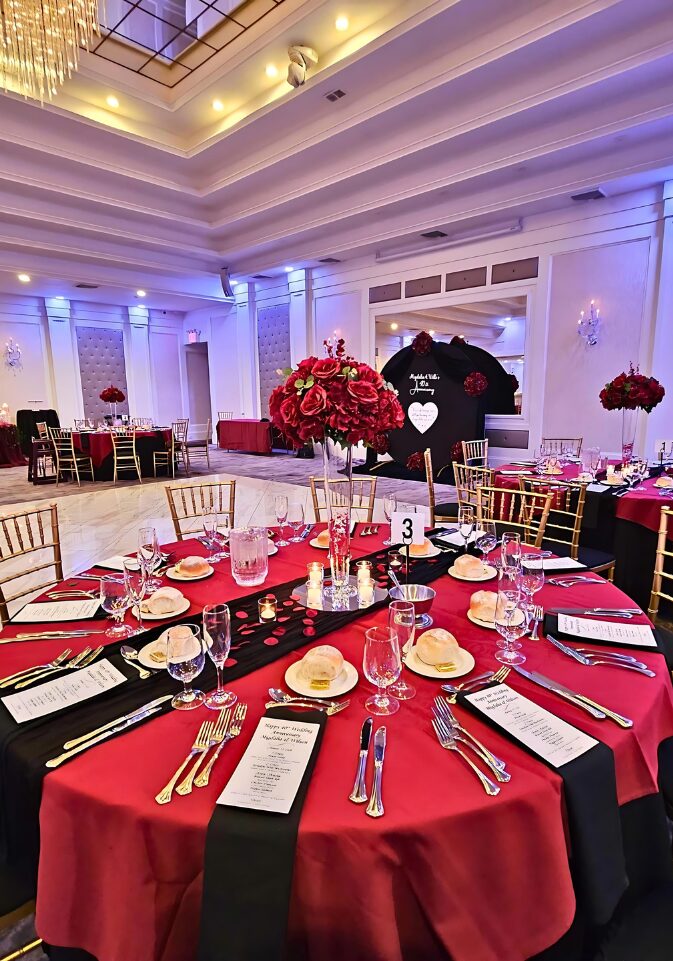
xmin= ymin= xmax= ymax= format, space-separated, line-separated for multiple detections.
xmin=239 ymin=628 xmax=255 ymax=635
xmin=264 ymin=637 xmax=279 ymax=646
xmin=303 ymin=626 xmax=316 ymax=637
xmin=283 ymin=600 xmax=294 ymax=607
xmin=224 ymin=657 xmax=237 ymax=667
xmin=376 ymin=563 xmax=386 ymax=573
xmin=306 ymin=609 xmax=318 ymax=617
xmin=235 ymin=611 xmax=248 ymax=619
xmin=278 ymin=615 xmax=291 ymax=623
xmin=272 ymin=626 xmax=286 ymax=637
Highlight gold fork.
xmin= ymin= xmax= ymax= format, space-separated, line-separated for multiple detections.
xmin=47 ymin=590 xmax=96 ymax=600
xmin=443 ymin=666 xmax=510 ymax=703
xmin=0 ymin=648 xmax=72 ymax=687
xmin=12 ymin=647 xmax=95 ymax=689
xmin=195 ymin=703 xmax=247 ymax=788
xmin=155 ymin=721 xmax=214 ymax=804
xmin=176 ymin=709 xmax=231 ymax=796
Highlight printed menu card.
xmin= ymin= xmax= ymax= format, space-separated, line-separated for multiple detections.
xmin=2 ymin=659 xmax=127 ymax=724
xmin=557 ymin=614 xmax=657 ymax=648
xmin=465 ymin=684 xmax=598 ymax=769
xmin=218 ymin=717 xmax=320 ymax=814
xmin=12 ymin=599 xmax=101 ymax=623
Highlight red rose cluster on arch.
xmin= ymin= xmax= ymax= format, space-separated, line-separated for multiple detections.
xmin=600 ymin=365 xmax=665 ymax=413
xmin=464 ymin=372 xmax=488 ymax=397
xmin=269 ymin=346 xmax=404 ymax=449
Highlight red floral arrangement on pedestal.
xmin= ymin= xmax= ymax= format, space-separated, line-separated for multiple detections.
xmin=451 ymin=440 xmax=464 ymax=464
xmin=269 ymin=338 xmax=404 ymax=449
xmin=412 ymin=330 xmax=433 ymax=355
xmin=599 ymin=365 xmax=665 ymax=413
xmin=464 ymin=372 xmax=488 ymax=397
xmin=406 ymin=451 xmax=425 ymax=472
xmin=99 ymin=385 xmax=125 ymax=404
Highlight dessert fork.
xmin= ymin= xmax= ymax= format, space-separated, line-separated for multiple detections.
xmin=13 ymin=647 xmax=100 ymax=689
xmin=0 ymin=648 xmax=72 ymax=687
xmin=155 ymin=721 xmax=214 ymax=804
xmin=195 ymin=703 xmax=247 ymax=788
xmin=176 ymin=709 xmax=231 ymax=796
xmin=431 ymin=717 xmax=500 ymax=796
xmin=441 ymin=666 xmax=510 ymax=703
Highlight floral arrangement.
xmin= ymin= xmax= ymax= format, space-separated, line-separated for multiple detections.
xmin=406 ymin=451 xmax=425 ymax=472
xmin=464 ymin=372 xmax=488 ymax=397
xmin=99 ymin=385 xmax=125 ymax=404
xmin=411 ymin=331 xmax=433 ymax=355
xmin=451 ymin=440 xmax=464 ymax=464
xmin=599 ymin=365 xmax=665 ymax=413
xmin=269 ymin=338 xmax=404 ymax=450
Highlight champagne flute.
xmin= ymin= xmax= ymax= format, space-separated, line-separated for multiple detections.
xmin=99 ymin=575 xmax=134 ymax=639
xmin=387 ymin=601 xmax=416 ymax=700
xmin=203 ymin=604 xmax=237 ymax=709
xmin=363 ymin=626 xmax=401 ymax=715
xmin=123 ymin=557 xmax=147 ymax=634
xmin=494 ymin=578 xmax=527 ymax=666
xmin=287 ymin=503 xmax=305 ymax=542
xmin=202 ymin=507 xmax=224 ymax=562
xmin=275 ymin=494 xmax=289 ymax=547
xmin=500 ymin=531 xmax=521 ymax=574
xmin=475 ymin=518 xmax=497 ymax=569
xmin=167 ymin=624 xmax=205 ymax=710
xmin=382 ymin=494 xmax=397 ymax=545
xmin=458 ymin=505 xmax=475 ymax=552
xmin=138 ymin=526 xmax=162 ymax=591
xmin=520 ymin=552 xmax=545 ymax=629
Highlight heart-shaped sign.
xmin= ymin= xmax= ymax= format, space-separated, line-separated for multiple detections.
xmin=408 ymin=402 xmax=438 ymax=434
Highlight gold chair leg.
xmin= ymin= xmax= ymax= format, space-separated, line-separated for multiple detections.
xmin=0 ymin=939 xmax=43 ymax=961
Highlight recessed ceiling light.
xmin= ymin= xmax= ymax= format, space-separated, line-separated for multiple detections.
xmin=212 ymin=98 xmax=224 ymax=112
xmin=284 ymin=266 xmax=294 ymax=273
xmin=106 ymin=95 xmax=119 ymax=109
xmin=136 ymin=289 xmax=146 ymax=298
xmin=231 ymin=279 xmax=239 ymax=287
xmin=428 ymin=329 xmax=435 ymax=335
xmin=335 ymin=15 xmax=349 ymax=30
xmin=390 ymin=323 xmax=398 ymax=331
xmin=265 ymin=63 xmax=278 ymax=78
xmin=17 ymin=273 xmax=30 ymax=283
xmin=55 ymin=295 xmax=65 ymax=300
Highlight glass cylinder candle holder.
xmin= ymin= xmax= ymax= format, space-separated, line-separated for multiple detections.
xmin=388 ymin=551 xmax=404 ymax=575
xmin=358 ymin=577 xmax=375 ymax=606
xmin=356 ymin=559 xmax=373 ymax=583
xmin=258 ymin=594 xmax=277 ymax=623
xmin=306 ymin=561 xmax=324 ymax=587
xmin=306 ymin=584 xmax=324 ymax=610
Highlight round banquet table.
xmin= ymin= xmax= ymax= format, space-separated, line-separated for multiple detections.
xmin=0 ymin=531 xmax=672 ymax=961
xmin=0 ymin=422 xmax=26 ymax=467
xmin=71 ymin=429 xmax=173 ymax=480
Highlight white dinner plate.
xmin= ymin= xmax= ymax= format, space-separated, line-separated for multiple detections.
xmin=602 ymin=477 xmax=626 ymax=487
xmin=539 ymin=468 xmax=564 ymax=476
xmin=399 ymin=543 xmax=441 ymax=559
xmin=309 ymin=537 xmax=330 ymax=550
xmin=138 ymin=633 xmax=169 ymax=669
xmin=166 ymin=563 xmax=214 ymax=581
xmin=267 ymin=542 xmax=278 ymax=556
xmin=448 ymin=564 xmax=498 ymax=582
xmin=654 ymin=478 xmax=673 ymax=489
xmin=132 ymin=596 xmax=191 ymax=621
xmin=466 ymin=608 xmax=525 ymax=631
xmin=405 ymin=645 xmax=475 ymax=679
xmin=285 ymin=659 xmax=358 ymax=697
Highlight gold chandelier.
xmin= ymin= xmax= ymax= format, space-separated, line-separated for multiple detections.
xmin=0 ymin=0 xmax=100 ymax=102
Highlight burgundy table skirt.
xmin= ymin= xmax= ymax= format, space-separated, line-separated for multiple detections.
xmin=0 ymin=423 xmax=26 ymax=467
xmin=217 ymin=418 xmax=272 ymax=455
xmin=71 ymin=430 xmax=173 ymax=479
xmin=0 ymin=531 xmax=665 ymax=961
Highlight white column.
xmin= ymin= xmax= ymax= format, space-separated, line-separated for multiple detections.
xmin=644 ymin=184 xmax=673 ymax=456
xmin=288 ymin=269 xmax=310 ymax=364
xmin=235 ymin=283 xmax=259 ymax=417
xmin=126 ymin=306 xmax=153 ymax=420
xmin=44 ymin=297 xmax=82 ymax=424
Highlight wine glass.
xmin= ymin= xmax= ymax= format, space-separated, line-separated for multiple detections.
xmin=458 ymin=505 xmax=475 ymax=552
xmin=138 ymin=526 xmax=162 ymax=591
xmin=520 ymin=552 xmax=545 ymax=629
xmin=287 ymin=503 xmax=305 ymax=542
xmin=123 ymin=557 xmax=147 ymax=634
xmin=387 ymin=601 xmax=416 ymax=700
xmin=202 ymin=507 xmax=224 ymax=562
xmin=475 ymin=519 xmax=497 ymax=569
xmin=203 ymin=603 xmax=237 ymax=710
xmin=494 ymin=574 xmax=527 ymax=666
xmin=382 ymin=494 xmax=397 ymax=545
xmin=215 ymin=514 xmax=231 ymax=557
xmin=99 ymin=575 xmax=134 ymax=639
xmin=275 ymin=494 xmax=289 ymax=547
xmin=500 ymin=532 xmax=521 ymax=574
xmin=167 ymin=624 xmax=205 ymax=710
xmin=363 ymin=626 xmax=401 ymax=715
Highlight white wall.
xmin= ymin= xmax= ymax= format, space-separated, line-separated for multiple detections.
xmin=0 ymin=296 xmax=50 ymax=414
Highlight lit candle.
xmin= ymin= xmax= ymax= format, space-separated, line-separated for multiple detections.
xmin=306 ymin=561 xmax=324 ymax=587
xmin=358 ymin=577 xmax=375 ymax=605
xmin=388 ymin=551 xmax=403 ymax=571
xmin=258 ymin=594 xmax=277 ymax=622
xmin=306 ymin=584 xmax=323 ymax=609
xmin=606 ymin=464 xmax=615 ymax=478
xmin=356 ymin=560 xmax=372 ymax=583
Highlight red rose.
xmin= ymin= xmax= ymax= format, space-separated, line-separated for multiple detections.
xmin=279 ymin=395 xmax=301 ymax=427
xmin=464 ymin=372 xmax=488 ymax=397
xmin=412 ymin=331 xmax=433 ymax=356
xmin=347 ymin=380 xmax=379 ymax=405
xmin=371 ymin=433 xmax=389 ymax=454
xmin=300 ymin=385 xmax=327 ymax=417
xmin=311 ymin=358 xmax=341 ymax=381
xmin=406 ymin=451 xmax=425 ymax=472
xmin=355 ymin=365 xmax=384 ymax=388
xmin=451 ymin=441 xmax=464 ymax=463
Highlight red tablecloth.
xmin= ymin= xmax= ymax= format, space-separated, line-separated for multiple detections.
xmin=496 ymin=462 xmax=668 ymax=533
xmin=217 ymin=418 xmax=272 ymax=455
xmin=72 ymin=429 xmax=172 ymax=471
xmin=0 ymin=423 xmax=26 ymax=467
xmin=0 ymin=532 xmax=668 ymax=961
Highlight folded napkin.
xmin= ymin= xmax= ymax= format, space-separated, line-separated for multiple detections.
xmin=499 ymin=469 xmax=532 ymax=475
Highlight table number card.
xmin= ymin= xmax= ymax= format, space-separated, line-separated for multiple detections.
xmin=557 ymin=614 xmax=657 ymax=648
xmin=2 ymin=659 xmax=127 ymax=724
xmin=218 ymin=717 xmax=320 ymax=814
xmin=12 ymin=599 xmax=101 ymax=623
xmin=390 ymin=511 xmax=424 ymax=546
xmin=465 ymin=684 xmax=598 ymax=769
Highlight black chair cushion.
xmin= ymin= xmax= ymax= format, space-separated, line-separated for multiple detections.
xmin=541 ymin=540 xmax=615 ymax=570
xmin=434 ymin=502 xmax=459 ymax=518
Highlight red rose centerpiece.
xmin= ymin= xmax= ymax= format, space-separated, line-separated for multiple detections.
xmin=99 ymin=385 xmax=126 ymax=418
xmin=464 ymin=372 xmax=488 ymax=397
xmin=600 ymin=365 xmax=665 ymax=462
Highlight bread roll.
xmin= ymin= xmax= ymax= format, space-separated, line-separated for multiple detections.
xmin=316 ymin=529 xmax=330 ymax=548
xmin=454 ymin=554 xmax=484 ymax=578
xmin=416 ymin=628 xmax=460 ymax=668
xmin=469 ymin=590 xmax=497 ymax=623
xmin=655 ymin=476 xmax=673 ymax=489
xmin=145 ymin=586 xmax=184 ymax=616
xmin=175 ymin=555 xmax=210 ymax=577
xmin=298 ymin=644 xmax=344 ymax=688
xmin=409 ymin=538 xmax=431 ymax=557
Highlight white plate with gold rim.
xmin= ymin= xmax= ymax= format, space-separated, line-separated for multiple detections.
xmin=466 ymin=608 xmax=525 ymax=631
xmin=309 ymin=537 xmax=330 ymax=550
xmin=602 ymin=476 xmax=626 ymax=487
xmin=404 ymin=645 xmax=475 ymax=679
xmin=400 ymin=543 xmax=442 ymax=559
xmin=448 ymin=564 xmax=498 ymax=582
xmin=138 ymin=634 xmax=169 ymax=669
xmin=654 ymin=478 xmax=673 ymax=489
xmin=165 ymin=564 xmax=214 ymax=581
xmin=284 ymin=659 xmax=358 ymax=698
xmin=132 ymin=597 xmax=191 ymax=621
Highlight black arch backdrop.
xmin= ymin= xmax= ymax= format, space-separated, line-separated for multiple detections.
xmin=358 ymin=332 xmax=516 ymax=482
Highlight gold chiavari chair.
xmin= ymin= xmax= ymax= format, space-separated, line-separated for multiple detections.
xmin=111 ymin=428 xmax=142 ymax=484
xmin=153 ymin=429 xmax=175 ymax=478
xmin=184 ymin=419 xmax=212 ymax=470
xmin=542 ymin=437 xmax=583 ymax=456
xmin=424 ymin=449 xmax=458 ymax=525
xmin=649 ymin=506 xmax=673 ymax=621
xmin=475 ymin=485 xmax=553 ymax=548
xmin=0 ymin=504 xmax=63 ymax=626
xmin=73 ymin=418 xmax=91 ymax=430
xmin=132 ymin=417 xmax=151 ymax=428
xmin=462 ymin=438 xmax=489 ymax=467
xmin=173 ymin=418 xmax=190 ymax=475
xmin=309 ymin=476 xmax=377 ymax=523
xmin=165 ymin=481 xmax=236 ymax=540
xmin=49 ymin=427 xmax=94 ymax=486
xmin=453 ymin=462 xmax=495 ymax=510
xmin=218 ymin=411 xmax=233 ymax=421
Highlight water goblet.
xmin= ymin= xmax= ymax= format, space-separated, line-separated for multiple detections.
xmin=275 ymin=494 xmax=290 ymax=547
xmin=458 ymin=505 xmax=475 ymax=552
xmin=363 ymin=626 xmax=401 ymax=715
xmin=167 ymin=624 xmax=205 ymax=710
xmin=520 ymin=552 xmax=545 ymax=629
xmin=494 ymin=575 xmax=527 ymax=666
xmin=287 ymin=503 xmax=305 ymax=542
xmin=99 ymin=575 xmax=134 ymax=639
xmin=500 ymin=531 xmax=521 ymax=574
xmin=382 ymin=494 xmax=397 ymax=546
xmin=138 ymin=526 xmax=162 ymax=592
xmin=474 ymin=518 xmax=497 ymax=569
xmin=202 ymin=507 xmax=224 ymax=562
xmin=387 ymin=600 xmax=416 ymax=701
xmin=203 ymin=604 xmax=237 ymax=709
xmin=123 ymin=557 xmax=147 ymax=634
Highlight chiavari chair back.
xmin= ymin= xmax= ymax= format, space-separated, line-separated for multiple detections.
xmin=153 ymin=430 xmax=175 ymax=478
xmin=131 ymin=417 xmax=152 ymax=428
xmin=309 ymin=476 xmax=377 ymax=522
xmin=172 ymin=418 xmax=190 ymax=475
xmin=73 ymin=418 xmax=93 ymax=430
xmin=542 ymin=437 xmax=583 ymax=456
xmin=0 ymin=504 xmax=63 ymax=626
xmin=648 ymin=506 xmax=673 ymax=621
xmin=218 ymin=411 xmax=233 ymax=421
xmin=453 ymin=462 xmax=494 ymax=509
xmin=475 ymin=485 xmax=553 ymax=548
xmin=111 ymin=429 xmax=142 ymax=483
xmin=165 ymin=481 xmax=236 ymax=539
xmin=183 ymin=419 xmax=212 ymax=470
xmin=48 ymin=427 xmax=94 ymax=486
xmin=424 ymin=449 xmax=458 ymax=525
xmin=462 ymin=438 xmax=489 ymax=467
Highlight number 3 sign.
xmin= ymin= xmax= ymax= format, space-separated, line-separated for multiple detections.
xmin=390 ymin=511 xmax=425 ymax=546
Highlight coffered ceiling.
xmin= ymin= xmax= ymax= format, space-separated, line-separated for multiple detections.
xmin=0 ymin=0 xmax=672 ymax=308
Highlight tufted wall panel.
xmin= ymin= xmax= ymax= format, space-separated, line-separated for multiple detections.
xmin=76 ymin=326 xmax=129 ymax=421
xmin=257 ymin=304 xmax=291 ymax=417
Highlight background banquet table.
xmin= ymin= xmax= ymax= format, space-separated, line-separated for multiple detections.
xmin=216 ymin=418 xmax=272 ymax=455
xmin=71 ymin=429 xmax=173 ymax=480
xmin=0 ymin=531 xmax=671 ymax=961
xmin=0 ymin=423 xmax=26 ymax=467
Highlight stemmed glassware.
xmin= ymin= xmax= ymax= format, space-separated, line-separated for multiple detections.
xmin=202 ymin=507 xmax=229 ymax=562
xmin=100 ymin=575 xmax=134 ymax=639
xmin=167 ymin=624 xmax=205 ymax=710
xmin=458 ymin=505 xmax=475 ymax=552
xmin=123 ymin=557 xmax=147 ymax=633
xmin=475 ymin=519 xmax=497 ymax=569
xmin=138 ymin=526 xmax=162 ymax=591
xmin=519 ymin=553 xmax=545 ymax=629
xmin=587 ymin=447 xmax=601 ymax=479
xmin=387 ymin=600 xmax=416 ymax=700
xmin=275 ymin=494 xmax=290 ymax=547
xmin=494 ymin=570 xmax=527 ymax=666
xmin=500 ymin=532 xmax=521 ymax=574
xmin=382 ymin=494 xmax=397 ymax=545
xmin=287 ymin=503 xmax=305 ymax=542
xmin=363 ymin=626 xmax=401 ymax=715
xmin=203 ymin=603 xmax=237 ymax=710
